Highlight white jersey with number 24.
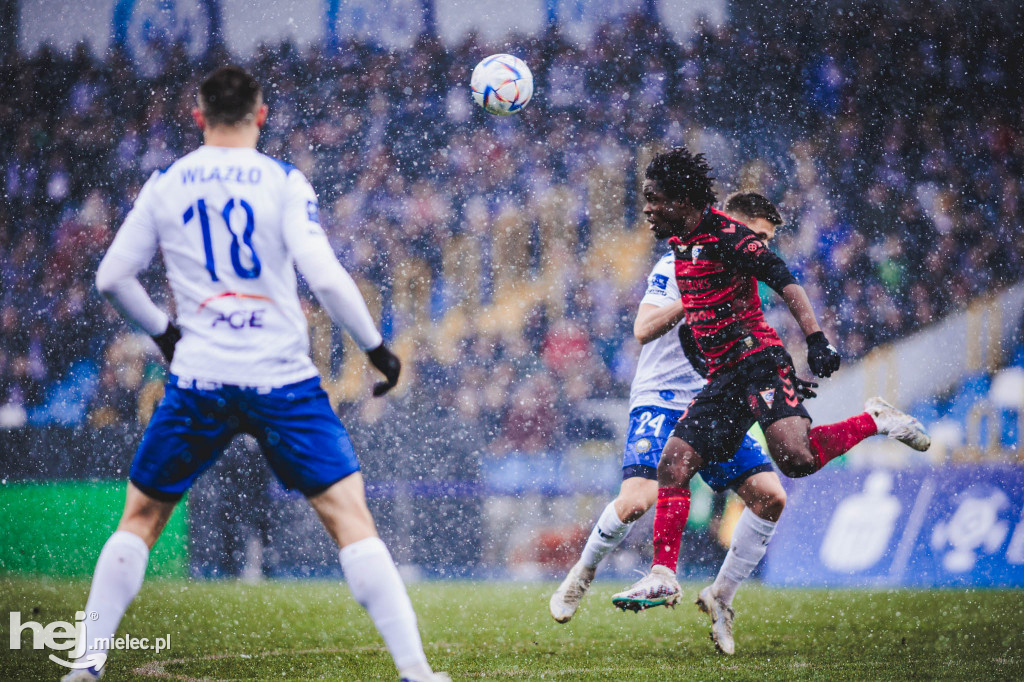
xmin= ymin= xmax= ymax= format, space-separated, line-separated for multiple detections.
xmin=628 ymin=252 xmax=707 ymax=411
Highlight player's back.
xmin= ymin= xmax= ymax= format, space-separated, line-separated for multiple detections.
xmin=670 ymin=208 xmax=785 ymax=375
xmin=134 ymin=146 xmax=319 ymax=386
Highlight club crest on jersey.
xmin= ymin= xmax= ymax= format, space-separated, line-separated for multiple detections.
xmin=306 ymin=200 xmax=320 ymax=224
xmin=759 ymin=389 xmax=775 ymax=409
xmin=691 ymin=245 xmax=703 ymax=263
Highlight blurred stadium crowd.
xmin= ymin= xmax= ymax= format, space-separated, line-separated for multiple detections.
xmin=1 ymin=0 xmax=1022 ymax=467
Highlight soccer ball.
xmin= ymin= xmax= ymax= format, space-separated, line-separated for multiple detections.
xmin=470 ymin=54 xmax=533 ymax=116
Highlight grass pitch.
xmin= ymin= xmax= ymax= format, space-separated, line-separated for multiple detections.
xmin=2 ymin=577 xmax=1022 ymax=680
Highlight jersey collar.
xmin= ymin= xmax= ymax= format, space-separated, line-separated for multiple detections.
xmin=667 ymin=205 xmax=714 ymax=248
xmin=692 ymin=205 xmax=715 ymax=234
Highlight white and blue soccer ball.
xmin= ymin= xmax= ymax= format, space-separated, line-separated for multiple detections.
xmin=470 ymin=54 xmax=533 ymax=116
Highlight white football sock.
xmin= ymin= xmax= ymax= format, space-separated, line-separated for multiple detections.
xmin=579 ymin=502 xmax=635 ymax=570
xmin=338 ymin=537 xmax=430 ymax=678
xmin=78 ymin=530 xmax=150 ymax=670
xmin=712 ymin=507 xmax=776 ymax=605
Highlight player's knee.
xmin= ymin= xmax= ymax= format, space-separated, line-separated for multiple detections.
xmin=656 ymin=452 xmax=686 ymax=486
xmin=116 ymin=514 xmax=167 ymax=548
xmin=760 ymin=488 xmax=787 ymax=520
xmin=658 ymin=440 xmax=698 ymax=480
xmin=616 ymin=495 xmax=651 ymax=523
xmin=778 ymin=457 xmax=816 ymax=478
xmin=774 ymin=445 xmax=817 ymax=478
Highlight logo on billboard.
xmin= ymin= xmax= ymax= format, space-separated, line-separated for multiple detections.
xmin=819 ymin=471 xmax=901 ymax=572
xmin=931 ymin=487 xmax=1011 ymax=572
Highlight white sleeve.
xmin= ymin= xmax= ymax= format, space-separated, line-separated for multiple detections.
xmin=282 ymin=172 xmax=383 ymax=351
xmin=95 ymin=175 xmax=170 ymax=336
xmin=639 ymin=255 xmax=680 ymax=308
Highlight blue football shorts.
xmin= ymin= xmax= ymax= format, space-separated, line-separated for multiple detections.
xmin=621 ymin=405 xmax=773 ymax=492
xmin=129 ymin=375 xmax=360 ymax=500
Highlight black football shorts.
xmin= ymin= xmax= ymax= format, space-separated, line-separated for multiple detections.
xmin=670 ymin=347 xmax=811 ymax=463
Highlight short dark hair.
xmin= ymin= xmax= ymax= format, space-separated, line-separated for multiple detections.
xmin=198 ymin=65 xmax=262 ymax=127
xmin=645 ymin=146 xmax=717 ymax=208
xmin=723 ymin=191 xmax=783 ymax=225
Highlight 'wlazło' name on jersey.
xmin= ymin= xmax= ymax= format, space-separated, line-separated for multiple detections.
xmin=180 ymin=166 xmax=262 ymax=184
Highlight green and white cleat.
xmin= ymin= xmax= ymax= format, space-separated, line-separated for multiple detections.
xmin=549 ymin=560 xmax=596 ymax=623
xmin=696 ymin=585 xmax=735 ymax=655
xmin=611 ymin=565 xmax=680 ymax=612
xmin=866 ymin=397 xmax=931 ymax=451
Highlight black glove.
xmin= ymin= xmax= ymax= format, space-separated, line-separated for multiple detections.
xmin=367 ymin=343 xmax=401 ymax=396
xmin=792 ymin=375 xmax=819 ymax=401
xmin=806 ymin=331 xmax=841 ymax=378
xmin=152 ymin=321 xmax=181 ymax=363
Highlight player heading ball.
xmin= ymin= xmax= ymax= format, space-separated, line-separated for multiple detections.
xmin=611 ymin=145 xmax=931 ymax=615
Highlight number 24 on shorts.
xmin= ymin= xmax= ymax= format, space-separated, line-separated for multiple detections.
xmin=635 ymin=411 xmax=668 ymax=437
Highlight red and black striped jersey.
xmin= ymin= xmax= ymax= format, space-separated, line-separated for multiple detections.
xmin=668 ymin=206 xmax=797 ymax=376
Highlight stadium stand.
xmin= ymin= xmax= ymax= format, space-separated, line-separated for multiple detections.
xmin=1 ymin=0 xmax=1022 ymax=575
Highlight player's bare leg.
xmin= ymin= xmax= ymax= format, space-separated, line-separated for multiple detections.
xmin=767 ymin=397 xmax=929 ymax=479
xmin=551 ymin=477 xmax=657 ymax=623
xmin=64 ymin=484 xmax=178 ymax=679
xmin=117 ymin=483 xmax=179 ymax=547
xmin=307 ymin=471 xmax=378 ymax=546
xmin=613 ymin=476 xmax=659 ymax=523
xmin=697 ymin=472 xmax=786 ymax=655
xmin=764 ymin=416 xmax=818 ymax=477
xmin=612 ymin=438 xmax=704 ymax=611
xmin=735 ymin=472 xmax=786 ymax=523
xmin=309 ymin=473 xmax=447 ymax=682
xmin=656 ymin=437 xmax=705 ymax=488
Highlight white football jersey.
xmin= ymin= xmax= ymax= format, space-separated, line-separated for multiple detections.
xmin=109 ymin=146 xmax=332 ymax=387
xmin=628 ymin=252 xmax=707 ymax=411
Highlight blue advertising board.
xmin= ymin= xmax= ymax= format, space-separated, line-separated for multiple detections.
xmin=764 ymin=465 xmax=1024 ymax=587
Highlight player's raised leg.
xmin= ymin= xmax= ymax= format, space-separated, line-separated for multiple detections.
xmin=865 ymin=397 xmax=931 ymax=450
xmin=550 ymin=477 xmax=657 ymax=622
xmin=309 ymin=473 xmax=447 ymax=682
xmin=611 ymin=437 xmax=704 ymax=611
xmin=697 ymin=471 xmax=785 ymax=655
xmin=767 ymin=398 xmax=929 ymax=479
xmin=63 ymin=484 xmax=177 ymax=680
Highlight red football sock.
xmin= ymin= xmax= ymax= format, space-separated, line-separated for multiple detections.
xmin=651 ymin=486 xmax=690 ymax=571
xmin=809 ymin=413 xmax=878 ymax=471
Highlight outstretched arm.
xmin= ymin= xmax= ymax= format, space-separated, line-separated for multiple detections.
xmin=95 ymin=174 xmax=184 ymax=361
xmin=721 ymin=229 xmax=840 ymax=377
xmin=94 ymin=180 xmax=183 ymax=362
xmin=292 ymin=249 xmax=401 ymax=395
xmin=95 ymin=250 xmax=169 ymax=336
xmin=634 ymin=300 xmax=685 ymax=345
xmin=781 ymin=282 xmax=840 ymax=377
xmin=284 ymin=171 xmax=398 ymax=394
xmin=780 ymin=283 xmax=821 ymax=338
xmin=282 ymin=172 xmax=384 ymax=351
xmin=292 ymin=248 xmax=383 ymax=351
